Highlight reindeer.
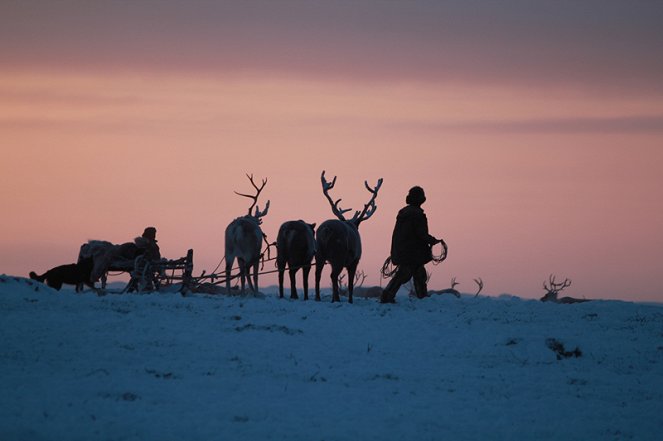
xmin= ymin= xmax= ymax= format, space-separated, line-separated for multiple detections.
xmin=338 ymin=270 xmax=367 ymax=297
xmin=314 ymin=171 xmax=383 ymax=303
xmin=429 ymin=276 xmax=461 ymax=298
xmin=276 ymin=220 xmax=316 ymax=300
xmin=427 ymin=277 xmax=484 ymax=298
xmin=225 ymin=174 xmax=270 ymax=294
xmin=540 ymin=274 xmax=589 ymax=304
xmin=340 ymin=271 xmax=384 ymax=299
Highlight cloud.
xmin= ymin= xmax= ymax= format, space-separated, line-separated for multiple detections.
xmin=2 ymin=1 xmax=663 ymax=95
xmin=388 ymin=115 xmax=663 ymax=134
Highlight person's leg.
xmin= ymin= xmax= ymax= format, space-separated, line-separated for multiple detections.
xmin=381 ymin=265 xmax=413 ymax=303
xmin=413 ymin=265 xmax=429 ymax=299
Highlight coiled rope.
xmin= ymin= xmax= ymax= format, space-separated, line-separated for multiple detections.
xmin=380 ymin=240 xmax=448 ymax=279
xmin=431 ymin=240 xmax=448 ymax=265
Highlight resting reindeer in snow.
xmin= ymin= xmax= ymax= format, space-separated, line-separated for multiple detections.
xmin=276 ymin=220 xmax=316 ymax=300
xmin=540 ymin=274 xmax=589 ymax=304
xmin=314 ymin=171 xmax=383 ymax=303
xmin=427 ymin=277 xmax=484 ymax=298
xmin=225 ymin=174 xmax=270 ymax=294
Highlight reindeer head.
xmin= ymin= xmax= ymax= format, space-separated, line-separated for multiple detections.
xmin=320 ymin=170 xmax=383 ymax=227
xmin=541 ymin=274 xmax=572 ymax=302
xmin=234 ymin=173 xmax=270 ymax=224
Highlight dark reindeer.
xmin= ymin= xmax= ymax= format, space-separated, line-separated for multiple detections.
xmin=540 ymin=274 xmax=589 ymax=304
xmin=225 ymin=174 xmax=270 ymax=294
xmin=314 ymin=171 xmax=383 ymax=303
xmin=276 ymin=220 xmax=316 ymax=300
xmin=428 ymin=277 xmax=484 ymax=298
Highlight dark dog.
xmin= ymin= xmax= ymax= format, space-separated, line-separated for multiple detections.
xmin=29 ymin=257 xmax=94 ymax=292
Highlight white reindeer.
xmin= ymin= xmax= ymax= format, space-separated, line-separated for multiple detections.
xmin=314 ymin=171 xmax=383 ymax=303
xmin=225 ymin=174 xmax=270 ymax=294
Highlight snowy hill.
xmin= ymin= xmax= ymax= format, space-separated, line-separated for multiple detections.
xmin=1 ymin=274 xmax=662 ymax=440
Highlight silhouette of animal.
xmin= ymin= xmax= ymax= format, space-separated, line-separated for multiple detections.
xmin=428 ymin=277 xmax=484 ymax=298
xmin=225 ymin=174 xmax=270 ymax=293
xmin=29 ymin=257 xmax=94 ymax=291
xmin=314 ymin=171 xmax=383 ymax=303
xmin=276 ymin=220 xmax=316 ymax=300
xmin=540 ymin=274 xmax=589 ymax=304
xmin=78 ymin=240 xmax=141 ymax=288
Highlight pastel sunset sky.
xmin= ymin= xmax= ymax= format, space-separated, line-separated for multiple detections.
xmin=1 ymin=1 xmax=662 ymax=300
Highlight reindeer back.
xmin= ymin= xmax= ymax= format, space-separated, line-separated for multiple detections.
xmin=277 ymin=220 xmax=316 ymax=266
xmin=316 ymin=219 xmax=361 ymax=266
xmin=225 ymin=216 xmax=263 ymax=264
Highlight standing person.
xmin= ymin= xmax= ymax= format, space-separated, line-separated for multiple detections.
xmin=380 ymin=186 xmax=445 ymax=303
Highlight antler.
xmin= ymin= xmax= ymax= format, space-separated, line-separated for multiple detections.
xmin=350 ymin=178 xmax=383 ymax=224
xmin=354 ymin=270 xmax=367 ymax=289
xmin=543 ymin=274 xmax=571 ymax=295
xmin=320 ymin=171 xmax=383 ymax=224
xmin=450 ymin=277 xmax=459 ymax=289
xmin=253 ymin=200 xmax=270 ymax=223
xmin=321 ymin=171 xmax=352 ymax=221
xmin=235 ymin=174 xmax=270 ymax=219
xmin=473 ymin=278 xmax=484 ymax=297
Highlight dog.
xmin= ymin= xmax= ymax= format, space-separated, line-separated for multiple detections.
xmin=29 ymin=257 xmax=94 ymax=292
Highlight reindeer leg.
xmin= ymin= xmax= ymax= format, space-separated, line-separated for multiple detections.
xmin=246 ymin=260 xmax=257 ymax=293
xmin=314 ymin=255 xmax=324 ymax=301
xmin=252 ymin=261 xmax=259 ymax=293
xmin=302 ymin=264 xmax=311 ymax=301
xmin=277 ymin=263 xmax=285 ymax=298
xmin=330 ymin=266 xmax=342 ymax=303
xmin=225 ymin=257 xmax=234 ymax=295
xmin=347 ymin=263 xmax=357 ymax=304
xmin=289 ymin=267 xmax=298 ymax=300
xmin=238 ymin=259 xmax=246 ymax=293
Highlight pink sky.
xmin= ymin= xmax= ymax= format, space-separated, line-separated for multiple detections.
xmin=1 ymin=1 xmax=662 ymax=300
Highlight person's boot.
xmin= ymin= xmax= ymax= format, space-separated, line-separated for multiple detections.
xmin=414 ymin=280 xmax=429 ymax=299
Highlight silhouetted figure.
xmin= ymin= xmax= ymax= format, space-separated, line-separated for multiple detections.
xmin=276 ymin=220 xmax=316 ymax=300
xmin=380 ymin=186 xmax=444 ymax=303
xmin=30 ymin=257 xmax=94 ymax=291
xmin=122 ymin=226 xmax=163 ymax=292
xmin=134 ymin=226 xmax=161 ymax=262
xmin=314 ymin=171 xmax=383 ymax=303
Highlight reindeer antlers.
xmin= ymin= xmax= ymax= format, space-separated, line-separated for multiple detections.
xmin=543 ymin=274 xmax=571 ymax=295
xmin=350 ymin=178 xmax=383 ymax=224
xmin=473 ymin=278 xmax=484 ymax=297
xmin=320 ymin=171 xmax=383 ymax=224
xmin=321 ymin=171 xmax=353 ymax=220
xmin=235 ymin=173 xmax=270 ymax=220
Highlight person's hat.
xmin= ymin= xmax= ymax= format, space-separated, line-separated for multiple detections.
xmin=142 ymin=227 xmax=157 ymax=240
xmin=406 ymin=186 xmax=426 ymax=205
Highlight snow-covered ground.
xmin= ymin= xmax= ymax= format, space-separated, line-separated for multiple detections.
xmin=1 ymin=274 xmax=662 ymax=441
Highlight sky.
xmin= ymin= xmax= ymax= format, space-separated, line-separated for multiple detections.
xmin=1 ymin=1 xmax=662 ymax=301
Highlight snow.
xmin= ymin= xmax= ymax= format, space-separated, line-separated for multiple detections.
xmin=1 ymin=274 xmax=662 ymax=440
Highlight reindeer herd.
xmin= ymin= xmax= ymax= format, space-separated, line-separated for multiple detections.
xmin=30 ymin=170 xmax=587 ymax=304
xmin=226 ymin=171 xmax=382 ymax=304
xmin=220 ymin=173 xmax=586 ymax=304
